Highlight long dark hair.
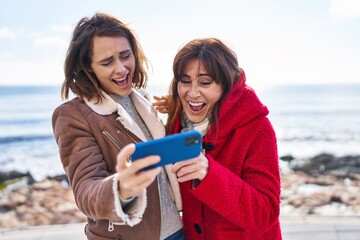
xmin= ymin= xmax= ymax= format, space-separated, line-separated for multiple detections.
xmin=166 ymin=38 xmax=241 ymax=134
xmin=61 ymin=12 xmax=148 ymax=102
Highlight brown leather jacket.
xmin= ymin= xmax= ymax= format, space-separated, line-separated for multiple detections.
xmin=52 ymin=90 xmax=182 ymax=240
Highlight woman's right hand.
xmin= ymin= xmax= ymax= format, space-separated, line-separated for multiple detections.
xmin=152 ymin=95 xmax=171 ymax=114
xmin=116 ymin=143 xmax=161 ymax=199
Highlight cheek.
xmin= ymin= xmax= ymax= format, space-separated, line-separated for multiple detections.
xmin=177 ymin=84 xmax=186 ymax=99
xmin=91 ymin=66 xmax=103 ymax=79
xmin=211 ymin=90 xmax=223 ymax=102
xmin=215 ymin=91 xmax=222 ymax=100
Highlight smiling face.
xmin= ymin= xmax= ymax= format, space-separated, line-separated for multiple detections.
xmin=177 ymin=58 xmax=223 ymax=123
xmin=90 ymin=36 xmax=135 ymax=96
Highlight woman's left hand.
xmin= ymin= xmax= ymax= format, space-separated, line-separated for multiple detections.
xmin=171 ymin=153 xmax=209 ymax=183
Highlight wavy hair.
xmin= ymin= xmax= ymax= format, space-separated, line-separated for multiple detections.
xmin=165 ymin=38 xmax=241 ymax=134
xmin=61 ymin=12 xmax=148 ymax=102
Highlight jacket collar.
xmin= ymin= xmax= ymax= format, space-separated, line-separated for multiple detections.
xmin=85 ymin=89 xmax=165 ymax=141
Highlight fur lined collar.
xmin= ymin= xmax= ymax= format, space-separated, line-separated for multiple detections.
xmin=85 ymin=89 xmax=165 ymax=141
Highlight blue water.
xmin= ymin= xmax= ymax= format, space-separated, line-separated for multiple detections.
xmin=260 ymin=84 xmax=360 ymax=158
xmin=0 ymin=84 xmax=359 ymax=180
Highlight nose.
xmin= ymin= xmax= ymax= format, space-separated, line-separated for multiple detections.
xmin=188 ymin=83 xmax=200 ymax=98
xmin=115 ymin=60 xmax=126 ymax=75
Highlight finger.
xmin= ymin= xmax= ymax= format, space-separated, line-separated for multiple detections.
xmin=153 ymin=99 xmax=167 ymax=106
xmin=172 ymin=158 xmax=197 ymax=173
xmin=116 ymin=143 xmax=135 ymax=172
xmin=153 ymin=95 xmax=164 ymax=101
xmin=119 ymin=167 xmax=161 ymax=198
xmin=133 ymin=167 xmax=162 ymax=186
xmin=130 ymin=155 xmax=161 ymax=173
xmin=156 ymin=108 xmax=168 ymax=114
xmin=118 ymin=155 xmax=161 ymax=183
xmin=153 ymin=103 xmax=167 ymax=110
xmin=120 ymin=166 xmax=161 ymax=188
xmin=177 ymin=171 xmax=200 ymax=183
xmin=175 ymin=163 xmax=198 ymax=178
xmin=152 ymin=100 xmax=165 ymax=106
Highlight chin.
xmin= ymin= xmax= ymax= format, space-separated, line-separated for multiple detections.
xmin=187 ymin=115 xmax=205 ymax=124
xmin=114 ymin=89 xmax=131 ymax=97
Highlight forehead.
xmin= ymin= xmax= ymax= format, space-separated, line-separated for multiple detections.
xmin=183 ymin=59 xmax=208 ymax=75
xmin=91 ymin=36 xmax=131 ymax=60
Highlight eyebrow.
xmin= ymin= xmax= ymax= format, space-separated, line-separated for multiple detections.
xmin=182 ymin=73 xmax=210 ymax=78
xmin=98 ymin=56 xmax=112 ymax=64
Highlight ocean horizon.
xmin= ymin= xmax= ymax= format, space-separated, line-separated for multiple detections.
xmin=1 ymin=83 xmax=359 ymax=180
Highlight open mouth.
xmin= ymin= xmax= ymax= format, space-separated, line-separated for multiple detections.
xmin=113 ymin=73 xmax=129 ymax=88
xmin=188 ymin=101 xmax=205 ymax=113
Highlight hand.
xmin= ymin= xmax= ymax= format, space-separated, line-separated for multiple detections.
xmin=116 ymin=143 xmax=161 ymax=199
xmin=153 ymin=95 xmax=171 ymax=114
xmin=171 ymin=153 xmax=209 ymax=183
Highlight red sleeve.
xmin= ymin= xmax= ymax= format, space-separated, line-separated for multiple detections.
xmin=188 ymin=118 xmax=280 ymax=232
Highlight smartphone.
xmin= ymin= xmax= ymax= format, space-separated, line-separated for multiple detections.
xmin=131 ymin=131 xmax=202 ymax=171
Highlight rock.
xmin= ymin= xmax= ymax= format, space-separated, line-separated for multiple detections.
xmin=0 ymin=178 xmax=86 ymax=228
xmin=2 ymin=153 xmax=360 ymax=228
xmin=280 ymin=170 xmax=360 ymax=217
xmin=280 ymin=155 xmax=295 ymax=162
xmin=0 ymin=171 xmax=33 ymax=183
xmin=289 ymin=154 xmax=360 ymax=177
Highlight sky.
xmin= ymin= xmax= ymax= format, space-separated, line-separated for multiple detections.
xmin=0 ymin=0 xmax=360 ymax=91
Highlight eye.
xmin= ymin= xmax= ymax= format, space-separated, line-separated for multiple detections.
xmin=200 ymin=81 xmax=212 ymax=86
xmin=179 ymin=78 xmax=191 ymax=84
xmin=101 ymin=59 xmax=113 ymax=66
xmin=120 ymin=52 xmax=131 ymax=60
xmin=199 ymin=77 xmax=214 ymax=87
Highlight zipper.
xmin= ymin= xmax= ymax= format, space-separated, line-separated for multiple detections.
xmin=108 ymin=221 xmax=114 ymax=232
xmin=115 ymin=120 xmax=142 ymax=143
xmin=102 ymin=130 xmax=123 ymax=151
xmin=113 ymin=119 xmax=162 ymax=236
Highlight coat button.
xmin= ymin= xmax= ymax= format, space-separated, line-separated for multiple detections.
xmin=194 ymin=224 xmax=202 ymax=234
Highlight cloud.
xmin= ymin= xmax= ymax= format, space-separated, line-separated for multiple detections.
xmin=33 ymin=36 xmax=69 ymax=49
xmin=0 ymin=60 xmax=63 ymax=86
xmin=51 ymin=25 xmax=73 ymax=34
xmin=330 ymin=0 xmax=360 ymax=21
xmin=0 ymin=51 xmax=16 ymax=60
xmin=0 ymin=27 xmax=17 ymax=39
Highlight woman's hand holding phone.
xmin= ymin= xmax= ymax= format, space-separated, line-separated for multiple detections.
xmin=116 ymin=144 xmax=161 ymax=199
xmin=171 ymin=153 xmax=209 ymax=183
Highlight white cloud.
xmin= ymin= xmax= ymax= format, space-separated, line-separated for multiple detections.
xmin=0 ymin=51 xmax=16 ymax=60
xmin=330 ymin=0 xmax=360 ymax=20
xmin=33 ymin=36 xmax=69 ymax=49
xmin=51 ymin=24 xmax=73 ymax=34
xmin=0 ymin=27 xmax=17 ymax=39
xmin=0 ymin=60 xmax=63 ymax=86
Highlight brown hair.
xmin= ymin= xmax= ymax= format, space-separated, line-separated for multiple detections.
xmin=166 ymin=38 xmax=241 ymax=134
xmin=61 ymin=12 xmax=148 ymax=102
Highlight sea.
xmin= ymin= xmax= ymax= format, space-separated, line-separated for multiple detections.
xmin=0 ymin=84 xmax=359 ymax=181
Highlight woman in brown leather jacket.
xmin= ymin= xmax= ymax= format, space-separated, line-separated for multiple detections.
xmin=52 ymin=12 xmax=183 ymax=240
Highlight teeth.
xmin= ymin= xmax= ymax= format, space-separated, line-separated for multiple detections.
xmin=114 ymin=72 xmax=128 ymax=81
xmin=188 ymin=101 xmax=203 ymax=106
xmin=114 ymin=76 xmax=127 ymax=81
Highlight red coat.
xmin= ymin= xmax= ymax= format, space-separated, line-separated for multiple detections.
xmin=171 ymin=73 xmax=282 ymax=239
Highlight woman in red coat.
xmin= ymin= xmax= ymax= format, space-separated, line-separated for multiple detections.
xmin=163 ymin=38 xmax=282 ymax=239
